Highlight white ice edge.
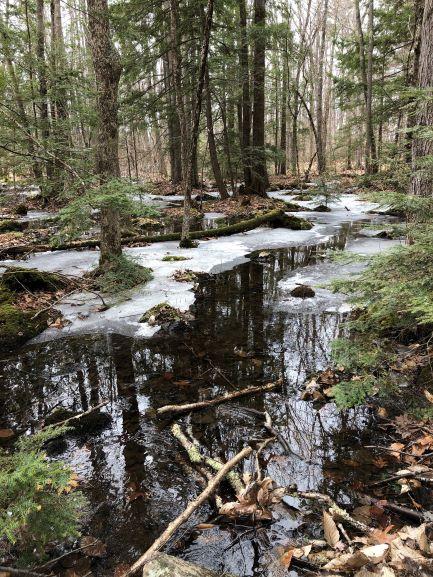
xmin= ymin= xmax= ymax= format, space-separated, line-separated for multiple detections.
xmin=0 ymin=195 xmax=391 ymax=342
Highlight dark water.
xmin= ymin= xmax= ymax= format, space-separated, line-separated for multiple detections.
xmin=0 ymin=223 xmax=378 ymax=576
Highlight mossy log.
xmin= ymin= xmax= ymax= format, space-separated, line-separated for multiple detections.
xmin=1 ymin=209 xmax=312 ymax=256
xmin=142 ymin=554 xmax=236 ymax=577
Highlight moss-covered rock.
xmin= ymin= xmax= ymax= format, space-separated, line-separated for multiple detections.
xmin=140 ymin=302 xmax=193 ymax=327
xmin=269 ymin=213 xmax=313 ymax=230
xmin=0 ymin=219 xmax=28 ymax=233
xmin=0 ymin=301 xmax=48 ymax=350
xmin=2 ymin=267 xmax=69 ymax=292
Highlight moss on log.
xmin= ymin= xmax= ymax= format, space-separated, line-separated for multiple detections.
xmin=2 ymin=209 xmax=312 ymax=256
xmin=0 ymin=219 xmax=28 ymax=233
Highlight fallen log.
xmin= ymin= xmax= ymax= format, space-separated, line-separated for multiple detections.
xmin=153 ymin=381 xmax=282 ymax=416
xmin=42 ymin=400 xmax=109 ymax=430
xmin=142 ymin=553 xmax=236 ymax=577
xmin=1 ymin=209 xmax=312 ymax=256
xmin=121 ymin=444 xmax=253 ymax=577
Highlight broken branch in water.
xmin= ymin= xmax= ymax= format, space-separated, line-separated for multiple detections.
xmin=153 ymin=380 xmax=282 ymax=416
xmin=42 ymin=400 xmax=109 ymax=430
xmin=298 ymin=491 xmax=373 ymax=534
xmin=121 ymin=444 xmax=254 ymax=577
xmin=171 ymin=423 xmax=245 ymax=494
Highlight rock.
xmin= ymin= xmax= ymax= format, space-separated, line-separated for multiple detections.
xmin=2 ymin=266 xmax=69 ymax=292
xmin=14 ymin=203 xmax=28 ymax=216
xmin=0 ymin=219 xmax=28 ymax=233
xmin=143 ymin=553 xmax=236 ymax=577
xmin=290 ymin=285 xmax=315 ymax=298
xmin=269 ymin=213 xmax=313 ymax=230
xmin=194 ymin=193 xmax=215 ymax=201
xmin=240 ymin=195 xmax=251 ymax=206
xmin=312 ymin=204 xmax=331 ymax=212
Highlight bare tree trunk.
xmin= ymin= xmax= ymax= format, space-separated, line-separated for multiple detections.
xmin=354 ymin=0 xmax=377 ymax=174
xmin=250 ymin=0 xmax=268 ymax=197
xmin=87 ymin=0 xmax=123 ymax=264
xmin=180 ymin=0 xmax=214 ymax=246
xmin=316 ymin=0 xmax=329 ymax=174
xmin=239 ymin=0 xmax=252 ymax=191
xmin=204 ymin=69 xmax=228 ymax=199
xmin=410 ymin=0 xmax=433 ymax=196
xmin=278 ymin=38 xmax=288 ymax=175
xmin=163 ymin=54 xmax=182 ymax=184
xmin=36 ymin=0 xmax=52 ymax=181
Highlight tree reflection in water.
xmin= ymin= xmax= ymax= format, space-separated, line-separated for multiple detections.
xmin=0 ymin=233 xmax=375 ymax=576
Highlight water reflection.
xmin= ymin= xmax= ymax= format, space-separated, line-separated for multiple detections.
xmin=0 ymin=230 xmax=374 ymax=575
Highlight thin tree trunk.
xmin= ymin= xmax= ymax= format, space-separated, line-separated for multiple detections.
xmin=87 ymin=0 xmax=123 ymax=264
xmin=180 ymin=0 xmax=214 ymax=245
xmin=410 ymin=0 xmax=433 ymax=196
xmin=239 ymin=0 xmax=252 ymax=191
xmin=204 ymin=69 xmax=228 ymax=199
xmin=250 ymin=0 xmax=268 ymax=197
xmin=316 ymin=0 xmax=329 ymax=174
xmin=278 ymin=38 xmax=288 ymax=175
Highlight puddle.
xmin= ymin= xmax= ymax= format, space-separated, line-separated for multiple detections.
xmin=0 ymin=197 xmax=399 ymax=576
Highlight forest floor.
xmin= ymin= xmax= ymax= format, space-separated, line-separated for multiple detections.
xmin=1 ymin=176 xmax=433 ymax=576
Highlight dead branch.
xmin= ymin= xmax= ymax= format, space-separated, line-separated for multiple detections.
xmin=298 ymin=491 xmax=373 ymax=534
xmin=0 ymin=567 xmax=46 ymax=577
xmin=121 ymin=444 xmax=254 ymax=577
xmin=154 ymin=381 xmax=282 ymax=416
xmin=42 ymin=400 xmax=109 ymax=430
xmin=171 ymin=423 xmax=244 ymax=494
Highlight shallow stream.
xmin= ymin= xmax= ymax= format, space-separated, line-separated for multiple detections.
xmin=0 ymin=195 xmax=403 ymax=576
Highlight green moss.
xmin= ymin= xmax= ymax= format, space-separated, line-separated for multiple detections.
xmin=0 ymin=220 xmax=27 ymax=233
xmin=161 ymin=255 xmax=191 ymax=262
xmin=0 ymin=302 xmax=48 ymax=350
xmin=140 ymin=302 xmax=187 ymax=325
xmin=332 ymin=376 xmax=375 ymax=409
xmin=93 ymin=254 xmax=153 ymax=294
xmin=269 ymin=213 xmax=313 ymax=230
xmin=2 ymin=267 xmax=69 ymax=292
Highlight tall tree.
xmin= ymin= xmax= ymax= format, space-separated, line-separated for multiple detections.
xmin=410 ymin=0 xmax=433 ymax=196
xmin=87 ymin=0 xmax=123 ymax=265
xmin=239 ymin=0 xmax=252 ymax=191
xmin=180 ymin=0 xmax=214 ymax=246
xmin=250 ymin=0 xmax=268 ymax=197
xmin=316 ymin=0 xmax=329 ymax=174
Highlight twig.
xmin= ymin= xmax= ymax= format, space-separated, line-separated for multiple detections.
xmin=36 ymin=540 xmax=98 ymax=569
xmin=297 ymin=491 xmax=373 ymax=534
xmin=121 ymin=444 xmax=254 ymax=577
xmin=42 ymin=400 xmax=109 ymax=429
xmin=154 ymin=381 xmax=282 ymax=416
xmin=0 ymin=567 xmax=47 ymax=577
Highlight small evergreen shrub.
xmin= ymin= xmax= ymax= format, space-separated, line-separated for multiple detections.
xmin=93 ymin=254 xmax=152 ymax=294
xmin=0 ymin=428 xmax=85 ymax=564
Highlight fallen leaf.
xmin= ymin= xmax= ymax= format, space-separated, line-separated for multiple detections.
xmin=280 ymin=549 xmax=293 ymax=568
xmin=323 ymin=510 xmax=340 ymax=548
xmin=424 ymin=389 xmax=433 ymax=404
xmin=196 ymin=523 xmax=215 ymax=530
xmin=0 ymin=429 xmax=14 ymax=439
xmin=80 ymin=536 xmax=107 ymax=558
xmin=113 ymin=564 xmax=130 ymax=577
xmin=398 ymin=523 xmax=429 ymax=553
xmin=388 ymin=442 xmax=405 ymax=459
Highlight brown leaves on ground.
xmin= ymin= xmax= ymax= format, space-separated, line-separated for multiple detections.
xmin=301 ymin=367 xmax=343 ymax=401
xmin=79 ymin=536 xmax=107 ymax=558
xmin=219 ymin=477 xmax=285 ymax=521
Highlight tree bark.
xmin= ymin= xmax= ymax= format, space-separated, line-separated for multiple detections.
xmin=180 ymin=0 xmax=214 ymax=245
xmin=316 ymin=0 xmax=329 ymax=174
xmin=239 ymin=0 xmax=252 ymax=191
xmin=250 ymin=0 xmax=268 ymax=197
xmin=87 ymin=0 xmax=123 ymax=264
xmin=354 ymin=0 xmax=377 ymax=174
xmin=204 ymin=69 xmax=228 ymax=199
xmin=278 ymin=38 xmax=288 ymax=175
xmin=410 ymin=0 xmax=433 ymax=196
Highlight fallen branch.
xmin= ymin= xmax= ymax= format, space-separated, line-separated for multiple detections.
xmin=154 ymin=381 xmax=282 ymax=416
xmin=42 ymin=400 xmax=109 ymax=429
xmin=171 ymin=424 xmax=244 ymax=494
xmin=0 ymin=567 xmax=46 ymax=577
xmin=298 ymin=491 xmax=373 ymax=534
xmin=121 ymin=444 xmax=253 ymax=577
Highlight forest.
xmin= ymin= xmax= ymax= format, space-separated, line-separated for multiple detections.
xmin=1 ymin=0 xmax=433 ymax=575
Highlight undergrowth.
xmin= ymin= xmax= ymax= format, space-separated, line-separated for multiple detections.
xmin=0 ymin=427 xmax=85 ymax=565
xmin=92 ymin=254 xmax=152 ymax=294
xmin=328 ymin=192 xmax=433 ymax=408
